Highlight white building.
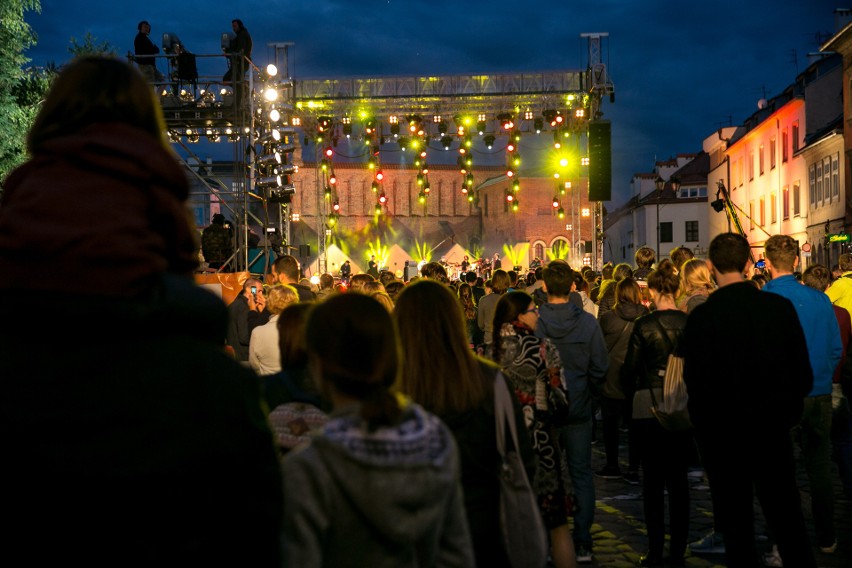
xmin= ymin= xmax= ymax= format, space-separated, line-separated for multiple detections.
xmin=603 ymin=153 xmax=709 ymax=266
xmin=707 ymin=52 xmax=842 ymax=268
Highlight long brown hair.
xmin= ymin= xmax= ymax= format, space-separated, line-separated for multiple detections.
xmin=305 ymin=294 xmax=401 ymax=430
xmin=491 ymin=291 xmax=533 ymax=362
xmin=394 ymin=280 xmax=494 ymax=415
xmin=457 ymin=282 xmax=476 ymax=320
xmin=277 ymin=302 xmax=312 ymax=369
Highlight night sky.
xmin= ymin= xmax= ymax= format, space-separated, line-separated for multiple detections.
xmin=24 ymin=0 xmax=840 ymax=206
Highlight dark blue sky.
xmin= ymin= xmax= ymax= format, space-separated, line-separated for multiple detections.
xmin=24 ymin=1 xmax=840 ymax=205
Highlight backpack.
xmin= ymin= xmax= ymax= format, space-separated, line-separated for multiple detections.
xmin=649 ymin=319 xmax=692 ymax=431
xmin=265 ymin=371 xmax=329 ymax=453
xmin=201 ymin=224 xmax=233 ymax=263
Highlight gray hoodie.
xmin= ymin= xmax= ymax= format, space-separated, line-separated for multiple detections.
xmin=281 ymin=402 xmax=473 ymax=567
xmin=536 ymin=301 xmax=609 ymax=423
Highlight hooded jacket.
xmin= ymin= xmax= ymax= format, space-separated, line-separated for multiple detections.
xmin=0 ymin=122 xmax=197 ymax=297
xmin=535 ymin=301 xmax=609 ymax=424
xmin=281 ymin=403 xmax=474 ymax=567
xmin=599 ymin=302 xmax=650 ymax=399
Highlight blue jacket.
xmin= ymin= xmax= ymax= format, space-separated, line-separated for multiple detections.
xmin=763 ymin=274 xmax=841 ymax=396
xmin=535 ymin=301 xmax=609 ymax=423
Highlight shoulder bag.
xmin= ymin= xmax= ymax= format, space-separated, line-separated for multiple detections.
xmin=494 ymin=372 xmax=548 ymax=568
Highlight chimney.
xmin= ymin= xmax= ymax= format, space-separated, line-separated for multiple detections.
xmin=835 ymin=8 xmax=852 ymax=32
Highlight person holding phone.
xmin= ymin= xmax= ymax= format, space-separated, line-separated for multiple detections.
xmin=226 ymin=277 xmax=268 ymax=362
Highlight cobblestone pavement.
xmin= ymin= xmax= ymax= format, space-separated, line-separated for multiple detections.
xmin=569 ymin=424 xmax=852 ymax=567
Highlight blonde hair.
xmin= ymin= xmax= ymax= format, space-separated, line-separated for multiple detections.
xmin=678 ymin=259 xmax=714 ymax=297
xmin=265 ymin=284 xmax=299 ymax=315
xmin=370 ymin=291 xmax=395 ymax=312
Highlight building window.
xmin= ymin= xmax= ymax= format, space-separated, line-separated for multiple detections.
xmin=793 ymin=182 xmax=801 ymax=216
xmin=660 ymin=222 xmax=673 ymax=243
xmin=759 ymin=144 xmax=765 ymax=176
xmin=824 ymin=156 xmax=832 ymax=202
xmin=749 ymin=201 xmax=755 ymax=230
xmin=484 ymin=194 xmax=489 ymax=217
xmin=816 ymin=161 xmax=823 ymax=204
xmin=749 ymin=150 xmax=755 ymax=180
xmin=759 ymin=197 xmax=765 ymax=226
xmin=833 ymin=153 xmax=840 ymax=198
xmin=809 ymin=164 xmax=816 ymax=206
xmin=770 ymin=136 xmax=777 ymax=169
xmin=792 ymin=121 xmax=800 ymax=153
xmin=783 ymin=185 xmax=790 ymax=220
xmin=685 ymin=220 xmax=699 ymax=242
xmin=535 ymin=243 xmax=545 ymax=260
xmin=770 ymin=192 xmax=777 ymax=224
xmin=737 ymin=158 xmax=744 ymax=187
xmin=782 ymin=129 xmax=789 ymax=162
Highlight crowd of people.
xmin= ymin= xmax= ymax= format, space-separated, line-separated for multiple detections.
xmin=3 ymin=55 xmax=851 ymax=567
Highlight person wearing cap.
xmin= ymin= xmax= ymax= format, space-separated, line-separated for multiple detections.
xmin=134 ymin=20 xmax=165 ymax=84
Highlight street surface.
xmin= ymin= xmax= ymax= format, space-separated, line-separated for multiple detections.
xmin=575 ymin=424 xmax=851 ymax=567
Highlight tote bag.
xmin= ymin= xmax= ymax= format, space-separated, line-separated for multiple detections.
xmin=494 ymin=372 xmax=548 ymax=568
xmin=649 ymin=319 xmax=692 ymax=431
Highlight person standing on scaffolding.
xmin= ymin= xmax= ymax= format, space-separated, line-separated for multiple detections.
xmin=222 ymin=19 xmax=252 ymax=105
xmin=134 ymin=21 xmax=165 ymax=84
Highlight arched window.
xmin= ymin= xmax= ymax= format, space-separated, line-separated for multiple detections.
xmin=550 ymin=238 xmax=570 ymax=261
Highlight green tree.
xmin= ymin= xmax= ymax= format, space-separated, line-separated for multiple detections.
xmin=68 ymin=32 xmax=118 ymax=58
xmin=0 ymin=0 xmax=41 ymax=184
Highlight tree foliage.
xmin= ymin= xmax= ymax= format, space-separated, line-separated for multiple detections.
xmin=69 ymin=32 xmax=118 ymax=58
xmin=0 ymin=0 xmax=42 ymax=184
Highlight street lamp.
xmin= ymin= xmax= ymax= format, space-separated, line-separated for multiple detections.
xmin=655 ymin=176 xmax=665 ymax=262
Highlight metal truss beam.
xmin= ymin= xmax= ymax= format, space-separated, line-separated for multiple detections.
xmin=292 ymin=70 xmax=590 ymax=119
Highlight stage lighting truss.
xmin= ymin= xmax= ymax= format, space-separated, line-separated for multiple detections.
xmin=497 ymin=112 xmax=515 ymax=131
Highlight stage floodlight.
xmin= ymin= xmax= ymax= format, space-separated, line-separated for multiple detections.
xmin=269 ymin=184 xmax=296 ymax=203
xmin=257 ymin=175 xmax=283 ymax=189
xmin=263 ymin=87 xmax=278 ymax=102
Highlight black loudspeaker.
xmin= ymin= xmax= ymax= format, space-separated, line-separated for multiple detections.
xmin=588 ymin=120 xmax=611 ymax=202
xmin=584 ymin=241 xmax=593 ymax=254
xmin=403 ymin=261 xmax=419 ymax=282
xmin=299 ymin=244 xmax=311 ymax=257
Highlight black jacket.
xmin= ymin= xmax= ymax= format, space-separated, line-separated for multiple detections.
xmin=0 ymin=275 xmax=283 ymax=566
xmin=621 ymin=309 xmax=688 ymax=398
xmin=681 ymin=282 xmax=813 ymax=432
xmin=438 ymin=362 xmax=533 ymax=568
